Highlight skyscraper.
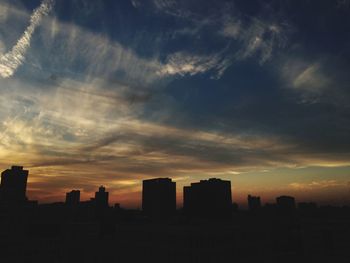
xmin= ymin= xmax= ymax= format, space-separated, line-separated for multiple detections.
xmin=0 ymin=166 xmax=28 ymax=203
xmin=142 ymin=178 xmax=176 ymax=217
xmin=183 ymin=178 xmax=232 ymax=218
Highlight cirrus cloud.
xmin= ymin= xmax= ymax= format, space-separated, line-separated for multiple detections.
xmin=0 ymin=0 xmax=54 ymax=78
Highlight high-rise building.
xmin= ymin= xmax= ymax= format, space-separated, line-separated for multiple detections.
xmin=65 ymin=190 xmax=80 ymax=206
xmin=183 ymin=178 xmax=232 ymax=218
xmin=95 ymin=186 xmax=109 ymax=208
xmin=0 ymin=166 xmax=28 ymax=203
xmin=248 ymin=194 xmax=261 ymax=211
xmin=142 ymin=178 xmax=176 ymax=217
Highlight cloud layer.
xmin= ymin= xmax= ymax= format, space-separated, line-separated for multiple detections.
xmin=0 ymin=0 xmax=349 ymax=206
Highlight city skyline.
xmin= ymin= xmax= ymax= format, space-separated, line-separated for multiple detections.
xmin=0 ymin=165 xmax=348 ymax=209
xmin=1 ymin=164 xmax=349 ymax=262
xmin=0 ymin=163 xmax=349 ymax=208
xmin=0 ymin=0 xmax=350 ymax=207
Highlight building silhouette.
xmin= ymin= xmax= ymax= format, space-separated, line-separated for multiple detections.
xmin=183 ymin=178 xmax=232 ymax=218
xmin=142 ymin=178 xmax=176 ymax=217
xmin=65 ymin=190 xmax=80 ymax=206
xmin=95 ymin=186 xmax=109 ymax=209
xmin=276 ymin=195 xmax=296 ymax=213
xmin=248 ymin=194 xmax=261 ymax=211
xmin=0 ymin=166 xmax=28 ymax=204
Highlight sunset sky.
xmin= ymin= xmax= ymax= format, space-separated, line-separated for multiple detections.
xmin=0 ymin=0 xmax=349 ymax=207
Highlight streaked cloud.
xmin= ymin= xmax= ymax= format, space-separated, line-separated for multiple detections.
xmin=293 ymin=63 xmax=330 ymax=92
xmin=233 ymin=18 xmax=287 ymax=63
xmin=153 ymin=0 xmax=176 ymax=10
xmin=289 ymin=180 xmax=344 ymax=190
xmin=283 ymin=60 xmax=330 ymax=93
xmin=158 ymin=51 xmax=230 ymax=78
xmin=279 ymin=57 xmax=343 ymax=105
xmin=0 ymin=0 xmax=53 ymax=78
xmin=130 ymin=0 xmax=141 ymax=9
xmin=153 ymin=1 xmax=289 ymax=75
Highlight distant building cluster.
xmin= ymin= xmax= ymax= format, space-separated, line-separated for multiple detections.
xmin=0 ymin=166 xmax=111 ymax=215
xmin=0 ymin=165 xmax=318 ymax=218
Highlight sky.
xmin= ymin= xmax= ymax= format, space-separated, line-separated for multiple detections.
xmin=0 ymin=0 xmax=350 ymax=207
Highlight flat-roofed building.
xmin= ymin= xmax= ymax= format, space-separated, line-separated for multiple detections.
xmin=183 ymin=178 xmax=232 ymax=218
xmin=142 ymin=178 xmax=176 ymax=217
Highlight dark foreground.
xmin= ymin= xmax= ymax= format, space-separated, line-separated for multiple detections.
xmin=0 ymin=205 xmax=349 ymax=263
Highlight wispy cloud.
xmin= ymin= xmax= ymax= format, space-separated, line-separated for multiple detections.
xmin=220 ymin=17 xmax=241 ymax=39
xmin=151 ymin=1 xmax=289 ymax=76
xmin=292 ymin=63 xmax=329 ymax=92
xmin=153 ymin=0 xmax=176 ymax=10
xmin=0 ymin=0 xmax=53 ymax=78
xmin=158 ymin=51 xmax=231 ymax=78
xmin=280 ymin=58 xmax=334 ymax=104
xmin=232 ymin=18 xmax=287 ymax=63
xmin=130 ymin=0 xmax=141 ymax=9
xmin=152 ymin=0 xmax=190 ymax=18
xmin=289 ymin=180 xmax=344 ymax=190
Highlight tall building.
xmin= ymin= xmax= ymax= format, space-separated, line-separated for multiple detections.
xmin=65 ymin=190 xmax=80 ymax=206
xmin=0 ymin=166 xmax=28 ymax=203
xmin=183 ymin=178 xmax=232 ymax=218
xmin=95 ymin=186 xmax=109 ymax=208
xmin=248 ymin=194 xmax=261 ymax=211
xmin=142 ymin=178 xmax=176 ymax=217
